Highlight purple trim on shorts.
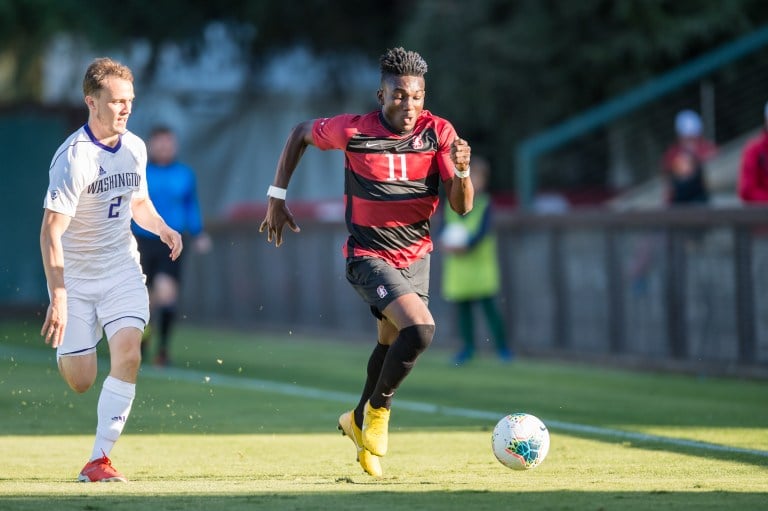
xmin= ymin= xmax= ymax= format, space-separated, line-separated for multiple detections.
xmin=58 ymin=339 xmax=101 ymax=356
xmin=103 ymin=316 xmax=147 ymax=329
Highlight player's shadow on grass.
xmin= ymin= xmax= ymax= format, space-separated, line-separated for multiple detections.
xmin=546 ymin=426 xmax=768 ymax=469
xmin=1 ymin=490 xmax=766 ymax=511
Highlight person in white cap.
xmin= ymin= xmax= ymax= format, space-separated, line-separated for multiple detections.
xmin=660 ymin=109 xmax=718 ymax=205
xmin=738 ymin=101 xmax=768 ymax=204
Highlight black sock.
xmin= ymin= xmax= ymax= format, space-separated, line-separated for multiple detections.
xmin=354 ymin=343 xmax=389 ymax=427
xmin=368 ymin=324 xmax=435 ymax=410
xmin=158 ymin=306 xmax=176 ymax=352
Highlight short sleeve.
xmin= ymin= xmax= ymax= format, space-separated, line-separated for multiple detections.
xmin=43 ymin=147 xmax=91 ymax=216
xmin=312 ymin=114 xmax=359 ymax=151
xmin=436 ymin=119 xmax=458 ymax=182
xmin=133 ymin=137 xmax=149 ymax=199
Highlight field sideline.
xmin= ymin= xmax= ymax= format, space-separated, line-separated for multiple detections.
xmin=1 ymin=321 xmax=766 ymax=510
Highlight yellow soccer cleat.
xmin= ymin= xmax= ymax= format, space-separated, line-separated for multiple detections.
xmin=362 ymin=401 xmax=390 ymax=457
xmin=338 ymin=411 xmax=382 ymax=477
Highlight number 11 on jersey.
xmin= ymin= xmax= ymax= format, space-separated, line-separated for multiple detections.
xmin=385 ymin=153 xmax=408 ymax=181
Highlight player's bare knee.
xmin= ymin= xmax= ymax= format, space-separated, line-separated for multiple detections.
xmin=69 ymin=382 xmax=92 ymax=394
xmin=58 ymin=356 xmax=97 ymax=393
xmin=64 ymin=374 xmax=95 ymax=394
xmin=115 ymin=349 xmax=142 ymax=375
xmin=107 ymin=327 xmax=143 ymax=372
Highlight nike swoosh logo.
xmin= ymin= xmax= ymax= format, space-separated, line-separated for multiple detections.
xmin=365 ymin=141 xmax=379 ymax=148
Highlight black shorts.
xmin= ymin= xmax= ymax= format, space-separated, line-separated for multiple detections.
xmin=136 ymin=235 xmax=183 ymax=287
xmin=346 ymin=255 xmax=430 ymax=320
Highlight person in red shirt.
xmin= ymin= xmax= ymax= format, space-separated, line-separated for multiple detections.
xmin=738 ymin=102 xmax=768 ymax=203
xmin=660 ymin=109 xmax=718 ymax=205
xmin=259 ymin=47 xmax=474 ymax=477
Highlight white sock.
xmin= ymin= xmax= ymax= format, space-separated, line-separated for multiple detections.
xmin=90 ymin=376 xmax=135 ymax=461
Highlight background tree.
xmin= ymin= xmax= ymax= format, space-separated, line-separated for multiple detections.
xmin=399 ymin=0 xmax=768 ymax=190
xmin=0 ymin=0 xmax=407 ymax=101
xmin=3 ymin=0 xmax=768 ymax=192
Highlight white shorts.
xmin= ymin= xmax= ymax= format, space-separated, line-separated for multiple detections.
xmin=57 ymin=267 xmax=149 ymax=358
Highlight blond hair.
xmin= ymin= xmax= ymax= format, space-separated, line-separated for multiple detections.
xmin=82 ymin=57 xmax=134 ymax=97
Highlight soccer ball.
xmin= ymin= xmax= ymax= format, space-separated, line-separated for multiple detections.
xmin=492 ymin=413 xmax=550 ymax=470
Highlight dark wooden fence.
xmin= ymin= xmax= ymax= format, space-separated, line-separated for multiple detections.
xmin=180 ymin=206 xmax=768 ymax=377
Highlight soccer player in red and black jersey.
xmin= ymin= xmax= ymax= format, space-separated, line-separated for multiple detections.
xmin=259 ymin=47 xmax=474 ymax=477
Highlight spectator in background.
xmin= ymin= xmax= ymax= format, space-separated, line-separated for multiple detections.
xmin=661 ymin=109 xmax=718 ymax=205
xmin=630 ymin=110 xmax=718 ymax=293
xmin=738 ymin=101 xmax=768 ymax=204
xmin=440 ymin=156 xmax=512 ymax=366
xmin=132 ymin=126 xmax=211 ymax=367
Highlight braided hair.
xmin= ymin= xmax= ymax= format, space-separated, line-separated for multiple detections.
xmin=379 ymin=47 xmax=428 ymax=79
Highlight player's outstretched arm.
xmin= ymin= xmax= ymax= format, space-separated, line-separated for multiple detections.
xmin=40 ymin=209 xmax=71 ymax=348
xmin=259 ymin=120 xmax=316 ymax=247
xmin=447 ymin=137 xmax=474 ymax=215
xmin=131 ymin=196 xmax=183 ymax=260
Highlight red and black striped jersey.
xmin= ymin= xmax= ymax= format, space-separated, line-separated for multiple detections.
xmin=312 ymin=109 xmax=457 ymax=268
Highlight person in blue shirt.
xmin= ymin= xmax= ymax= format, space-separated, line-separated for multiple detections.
xmin=132 ymin=125 xmax=211 ymax=366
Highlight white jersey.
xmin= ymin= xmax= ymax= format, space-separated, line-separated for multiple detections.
xmin=43 ymin=124 xmax=149 ymax=279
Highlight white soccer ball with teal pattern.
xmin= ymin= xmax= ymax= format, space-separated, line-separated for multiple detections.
xmin=492 ymin=413 xmax=550 ymax=470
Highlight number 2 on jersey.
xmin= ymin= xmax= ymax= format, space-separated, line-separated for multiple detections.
xmin=108 ymin=196 xmax=122 ymax=218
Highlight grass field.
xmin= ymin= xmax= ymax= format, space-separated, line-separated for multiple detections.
xmin=1 ymin=318 xmax=766 ymax=510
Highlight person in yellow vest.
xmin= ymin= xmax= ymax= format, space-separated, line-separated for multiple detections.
xmin=440 ymin=155 xmax=512 ymax=366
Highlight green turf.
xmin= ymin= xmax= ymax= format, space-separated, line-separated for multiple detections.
xmin=0 ymin=319 xmax=766 ymax=510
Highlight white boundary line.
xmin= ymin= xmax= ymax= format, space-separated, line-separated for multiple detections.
xmin=142 ymin=365 xmax=768 ymax=459
xmin=4 ymin=346 xmax=767 ymax=459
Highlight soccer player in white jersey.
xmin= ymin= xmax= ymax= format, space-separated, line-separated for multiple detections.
xmin=40 ymin=57 xmax=183 ymax=482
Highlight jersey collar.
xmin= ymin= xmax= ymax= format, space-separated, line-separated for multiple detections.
xmin=84 ymin=124 xmax=122 ymax=153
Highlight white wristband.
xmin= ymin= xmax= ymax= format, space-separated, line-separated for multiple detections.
xmin=453 ymin=166 xmax=471 ymax=179
xmin=267 ymin=185 xmax=287 ymax=200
